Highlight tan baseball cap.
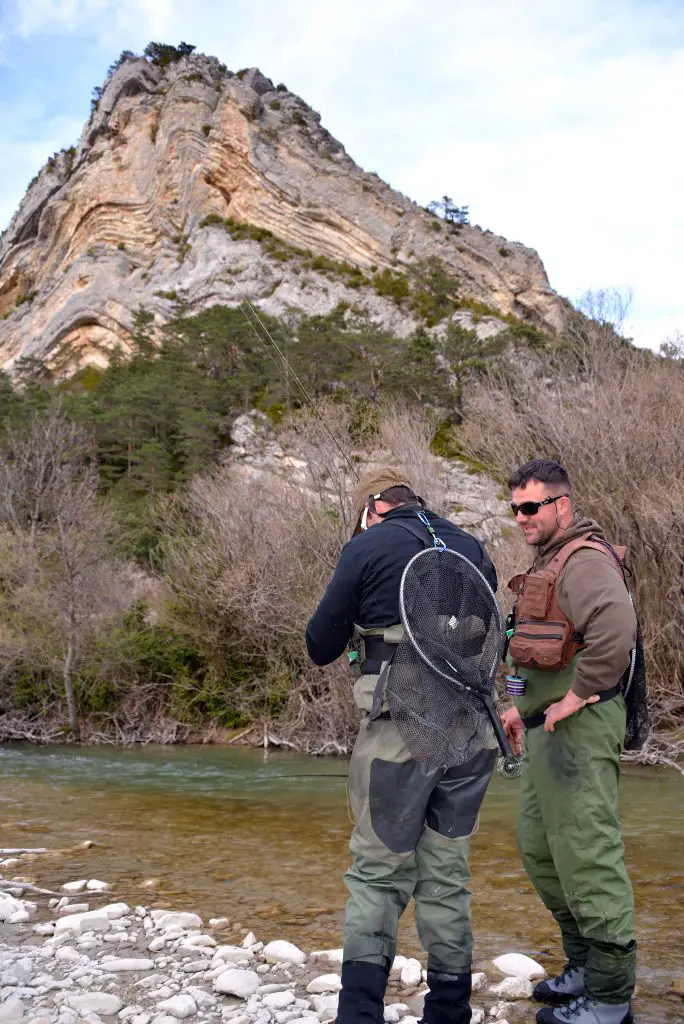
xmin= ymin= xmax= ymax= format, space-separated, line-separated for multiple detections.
xmin=350 ymin=466 xmax=415 ymax=535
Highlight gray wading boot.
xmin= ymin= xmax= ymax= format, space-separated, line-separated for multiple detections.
xmin=534 ymin=965 xmax=586 ymax=1005
xmin=536 ymin=996 xmax=633 ymax=1024
xmin=420 ymin=970 xmax=472 ymax=1024
xmin=336 ymin=961 xmax=389 ymax=1024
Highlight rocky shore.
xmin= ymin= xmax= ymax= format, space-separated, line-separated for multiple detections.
xmin=1 ymin=864 xmax=543 ymax=1024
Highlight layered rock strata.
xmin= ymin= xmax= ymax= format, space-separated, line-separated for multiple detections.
xmin=0 ymin=55 xmax=564 ymax=373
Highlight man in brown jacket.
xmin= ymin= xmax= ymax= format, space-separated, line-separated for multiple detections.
xmin=501 ymin=459 xmax=637 ymax=1024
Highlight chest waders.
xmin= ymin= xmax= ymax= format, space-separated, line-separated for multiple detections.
xmin=338 ymin=514 xmax=498 ymax=1024
xmin=507 ymin=545 xmax=637 ymax=1016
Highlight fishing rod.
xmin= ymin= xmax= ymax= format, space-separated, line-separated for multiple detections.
xmin=201 ymin=232 xmax=360 ymax=481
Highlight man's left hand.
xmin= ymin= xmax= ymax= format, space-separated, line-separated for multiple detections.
xmin=544 ymin=689 xmax=600 ymax=731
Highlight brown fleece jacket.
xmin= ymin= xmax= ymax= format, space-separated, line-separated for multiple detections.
xmin=532 ymin=517 xmax=637 ymax=700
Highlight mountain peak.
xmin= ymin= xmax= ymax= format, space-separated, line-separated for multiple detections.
xmin=0 ymin=43 xmax=565 ymax=373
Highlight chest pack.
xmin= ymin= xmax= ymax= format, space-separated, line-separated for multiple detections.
xmin=507 ymin=535 xmax=626 ymax=672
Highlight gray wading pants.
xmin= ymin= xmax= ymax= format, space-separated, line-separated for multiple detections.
xmin=343 ymin=713 xmax=496 ymax=972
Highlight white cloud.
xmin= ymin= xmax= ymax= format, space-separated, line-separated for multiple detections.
xmin=1 ymin=0 xmax=683 ymax=347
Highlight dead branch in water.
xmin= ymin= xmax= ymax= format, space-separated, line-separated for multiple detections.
xmin=0 ymin=848 xmax=48 ymax=855
xmin=0 ymin=879 xmax=62 ymax=896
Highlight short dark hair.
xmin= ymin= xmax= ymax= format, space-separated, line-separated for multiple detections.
xmin=508 ymin=459 xmax=572 ymax=496
xmin=369 ymin=485 xmax=421 ymax=510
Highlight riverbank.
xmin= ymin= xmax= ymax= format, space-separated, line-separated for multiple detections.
xmin=1 ymin=717 xmax=681 ymax=774
xmin=2 ymin=850 xmax=683 ymax=1023
xmin=0 ymin=860 xmax=567 ymax=1024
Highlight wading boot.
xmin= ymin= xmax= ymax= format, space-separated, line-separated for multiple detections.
xmin=336 ymin=960 xmax=389 ymax=1024
xmin=536 ymin=995 xmax=633 ymax=1024
xmin=534 ymin=964 xmax=586 ymax=1005
xmin=420 ymin=969 xmax=472 ymax=1024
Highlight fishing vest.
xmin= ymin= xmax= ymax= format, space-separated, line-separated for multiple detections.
xmin=507 ymin=535 xmax=626 ymax=672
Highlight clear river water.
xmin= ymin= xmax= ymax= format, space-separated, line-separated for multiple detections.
xmin=1 ymin=744 xmax=682 ymax=1022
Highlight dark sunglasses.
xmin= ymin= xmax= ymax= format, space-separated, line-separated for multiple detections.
xmin=510 ymin=494 xmax=569 ymax=517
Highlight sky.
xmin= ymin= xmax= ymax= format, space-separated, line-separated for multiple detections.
xmin=1 ymin=0 xmax=683 ymax=350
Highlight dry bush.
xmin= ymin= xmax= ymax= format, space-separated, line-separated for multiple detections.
xmin=460 ymin=316 xmax=684 ymax=753
xmin=158 ymin=399 xmax=453 ymax=752
xmin=0 ymin=410 xmax=131 ymax=740
xmin=376 ymin=401 xmax=449 ymax=515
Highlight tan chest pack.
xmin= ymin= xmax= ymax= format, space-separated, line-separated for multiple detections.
xmin=507 ymin=536 xmax=626 ymax=672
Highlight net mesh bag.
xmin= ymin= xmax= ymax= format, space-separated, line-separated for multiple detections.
xmin=387 ymin=547 xmax=503 ymax=768
xmin=624 ymin=621 xmax=651 ymax=751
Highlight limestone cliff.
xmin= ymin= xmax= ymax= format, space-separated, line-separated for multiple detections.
xmin=0 ymin=51 xmax=565 ymax=373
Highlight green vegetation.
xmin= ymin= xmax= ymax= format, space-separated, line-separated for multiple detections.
xmin=0 ymin=292 xmax=533 ymax=745
xmin=16 ymin=291 xmax=39 ymax=307
xmin=427 ymin=195 xmax=470 ymax=226
xmin=269 ymin=99 xmax=281 ymax=111
xmin=144 ymin=41 xmax=196 ymax=68
xmin=201 ymin=123 xmax=211 ymax=136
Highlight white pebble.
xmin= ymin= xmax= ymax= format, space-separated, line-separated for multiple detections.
xmin=390 ymin=956 xmax=407 ymax=978
xmin=64 ymin=993 xmax=123 ymax=1015
xmin=306 ymin=976 xmax=342 ymax=995
xmin=86 ymin=880 xmax=111 ymax=893
xmin=309 ymin=950 xmax=343 ymax=966
xmin=399 ymin=959 xmax=422 ymax=988
xmin=263 ymin=942 xmax=306 ymax=966
xmin=119 ymin=1007 xmax=143 ymax=1020
xmin=0 ymin=996 xmax=24 ymax=1024
xmin=262 ymin=992 xmax=295 ymax=1010
xmin=490 ymin=977 xmax=534 ymax=1000
xmin=33 ymin=924 xmax=56 ymax=937
xmin=9 ymin=910 xmax=32 ymax=924
xmin=156 ymin=995 xmax=197 ymax=1019
xmin=62 ymin=881 xmax=88 ymax=894
xmin=472 ymin=972 xmax=488 ymax=992
xmin=151 ymin=911 xmax=202 ymax=932
xmin=55 ymin=948 xmax=81 ymax=963
xmin=492 ymin=954 xmax=545 ymax=981
xmin=103 ymin=903 xmax=130 ymax=921
xmin=213 ymin=969 xmax=261 ymax=998
xmin=100 ymin=959 xmax=155 ymax=972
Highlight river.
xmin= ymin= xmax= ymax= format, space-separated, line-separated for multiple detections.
xmin=1 ymin=744 xmax=682 ymax=1022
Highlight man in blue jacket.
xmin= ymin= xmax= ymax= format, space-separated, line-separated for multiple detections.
xmin=306 ymin=467 xmax=498 ymax=1024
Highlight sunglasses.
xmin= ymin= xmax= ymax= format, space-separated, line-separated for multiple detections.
xmin=510 ymin=494 xmax=569 ymax=517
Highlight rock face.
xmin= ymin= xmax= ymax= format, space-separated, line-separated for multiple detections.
xmin=0 ymin=52 xmax=565 ymax=373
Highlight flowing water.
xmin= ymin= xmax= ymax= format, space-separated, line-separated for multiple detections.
xmin=1 ymin=744 xmax=682 ymax=1022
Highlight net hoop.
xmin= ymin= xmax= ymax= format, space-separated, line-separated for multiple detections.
xmin=398 ymin=546 xmax=504 ymax=691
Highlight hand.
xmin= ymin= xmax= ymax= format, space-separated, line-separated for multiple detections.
xmin=501 ymin=706 xmax=525 ymax=756
xmin=543 ymin=690 xmax=600 ymax=732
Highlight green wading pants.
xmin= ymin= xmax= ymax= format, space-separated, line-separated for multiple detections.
xmin=343 ymin=713 xmax=496 ymax=973
xmin=517 ymin=696 xmax=636 ymax=1004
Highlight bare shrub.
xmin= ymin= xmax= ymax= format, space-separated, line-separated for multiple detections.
xmin=158 ymin=400 xmax=455 ymax=752
xmin=0 ymin=410 xmax=129 ymax=740
xmin=460 ymin=317 xmax=684 ymax=758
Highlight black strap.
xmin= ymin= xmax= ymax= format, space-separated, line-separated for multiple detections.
xmin=363 ymin=638 xmax=400 ymax=661
xmin=522 ymin=685 xmax=620 ymax=730
xmin=387 ymin=517 xmax=433 ymax=548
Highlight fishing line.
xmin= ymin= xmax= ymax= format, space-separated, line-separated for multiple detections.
xmin=201 ymin=233 xmax=360 ymax=480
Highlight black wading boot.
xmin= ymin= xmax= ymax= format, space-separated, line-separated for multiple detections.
xmin=421 ymin=969 xmax=472 ymax=1024
xmin=336 ymin=960 xmax=389 ymax=1024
